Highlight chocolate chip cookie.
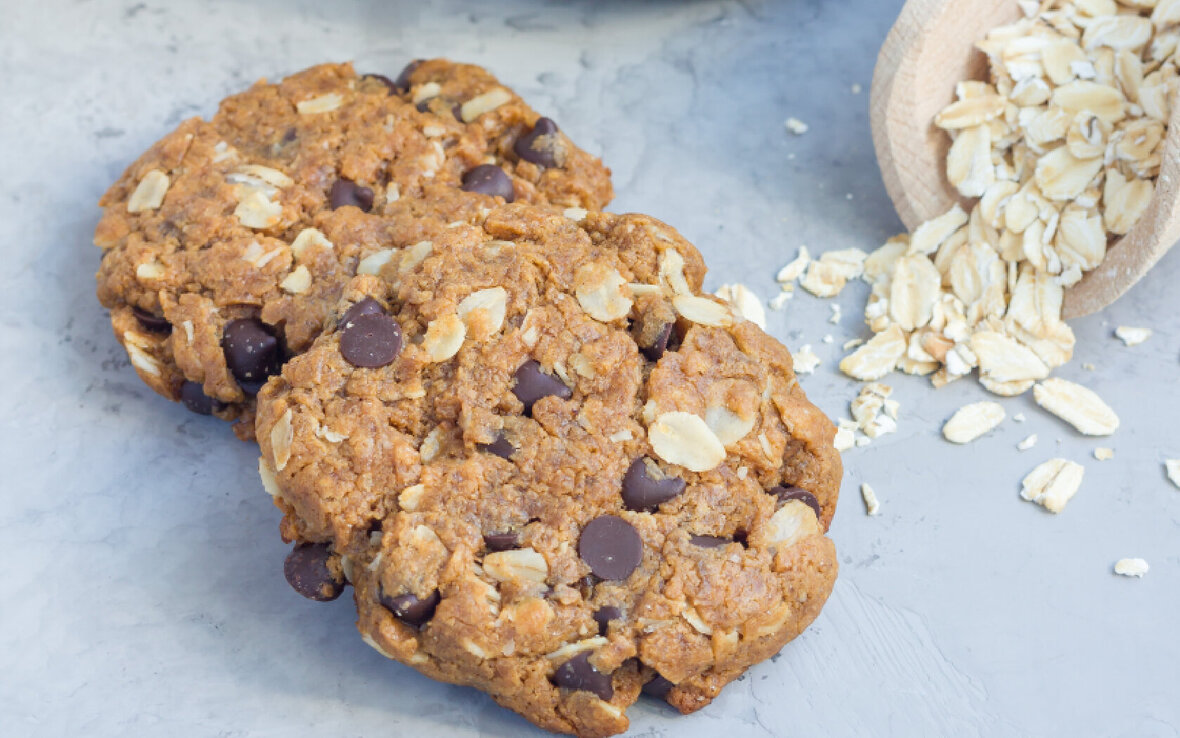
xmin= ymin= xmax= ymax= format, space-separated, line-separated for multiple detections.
xmin=94 ymin=60 xmax=613 ymax=438
xmin=256 ymin=204 xmax=841 ymax=736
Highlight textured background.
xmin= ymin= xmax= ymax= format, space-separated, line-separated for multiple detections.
xmin=1 ymin=1 xmax=1178 ymax=735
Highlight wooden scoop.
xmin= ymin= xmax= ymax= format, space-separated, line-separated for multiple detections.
xmin=870 ymin=0 xmax=1180 ymax=318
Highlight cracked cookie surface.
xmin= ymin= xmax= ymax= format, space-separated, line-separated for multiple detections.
xmin=94 ymin=60 xmax=612 ymax=438
xmin=256 ymin=204 xmax=841 ymax=737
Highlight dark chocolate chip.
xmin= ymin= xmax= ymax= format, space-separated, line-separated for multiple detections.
xmin=180 ymin=380 xmax=219 ymax=415
xmin=770 ymin=485 xmax=822 ymax=520
xmin=415 ymin=98 xmax=436 ymax=113
xmin=642 ymin=674 xmax=674 ymax=700
xmin=578 ymin=515 xmax=643 ymax=581
xmin=452 ymin=102 xmax=464 ymax=120
xmin=621 ymin=458 xmax=685 ymax=512
xmin=394 ymin=60 xmax=422 ymax=92
xmin=551 ymin=652 xmax=613 ymax=700
xmin=329 ymin=178 xmax=374 ymax=212
xmin=689 ymin=534 xmax=729 ymax=548
xmin=483 ymin=532 xmax=520 ymax=551
xmin=380 ymin=589 xmax=440 ymax=627
xmin=362 ymin=73 xmax=397 ymax=94
xmin=281 ymin=127 xmax=298 ymax=144
xmin=340 ymin=297 xmax=385 ymax=329
xmin=513 ymin=117 xmax=563 ymax=168
xmin=512 ymin=360 xmax=571 ymax=415
xmin=283 ymin=543 xmax=345 ymax=602
xmin=592 ymin=605 xmax=621 ymax=636
xmin=339 ymin=312 xmax=403 ymax=368
xmin=461 ymin=164 xmax=515 ymax=202
xmin=640 ymin=322 xmax=673 ymax=362
xmin=477 ymin=432 xmax=514 ymax=459
xmin=132 ymin=306 xmax=171 ymax=334
xmin=221 ymin=318 xmax=281 ymax=395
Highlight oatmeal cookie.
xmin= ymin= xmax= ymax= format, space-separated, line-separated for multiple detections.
xmin=94 ymin=60 xmax=612 ymax=438
xmin=256 ymin=204 xmax=841 ymax=736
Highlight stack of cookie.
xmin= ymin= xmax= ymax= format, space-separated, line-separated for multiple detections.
xmin=94 ymin=60 xmax=841 ymax=737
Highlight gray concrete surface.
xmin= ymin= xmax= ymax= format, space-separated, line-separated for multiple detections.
xmin=1 ymin=1 xmax=1177 ymax=735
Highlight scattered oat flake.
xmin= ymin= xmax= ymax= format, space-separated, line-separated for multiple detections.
xmin=840 ymin=325 xmax=906 ymax=381
xmin=842 ymin=338 xmax=865 ymax=351
xmin=768 ymin=291 xmax=793 ymax=311
xmin=1033 ymin=378 xmax=1119 ymax=436
xmin=1017 ymin=434 xmax=1038 ymax=451
xmin=1114 ymin=326 xmax=1152 ymax=346
xmin=860 ymin=483 xmax=880 ymax=516
xmin=1113 ymin=558 xmax=1149 ymax=578
xmin=829 ymin=304 xmax=842 ymax=324
xmin=822 ymin=334 xmax=834 ymax=344
xmin=793 ymin=345 xmax=821 ymax=375
xmin=1165 ymin=460 xmax=1180 ymax=489
xmin=1021 ymin=458 xmax=1084 ymax=514
xmin=1013 ymin=413 xmax=1026 ymax=423
xmin=1093 ymin=447 xmax=1114 ymax=461
xmin=833 ymin=423 xmax=856 ymax=452
xmin=785 ymin=117 xmax=809 ymax=135
xmin=942 ymin=402 xmax=1006 ymax=444
xmin=776 ymin=247 xmax=811 ymax=283
xmin=713 ymin=283 xmax=766 ymax=329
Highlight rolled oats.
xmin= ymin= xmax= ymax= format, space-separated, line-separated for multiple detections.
xmin=1113 ymin=558 xmax=1149 ymax=577
xmin=1114 ymin=325 xmax=1152 ymax=345
xmin=127 ymin=169 xmax=169 ymax=213
xmin=1033 ymin=377 xmax=1119 ymax=435
xmin=860 ymin=483 xmax=880 ymax=516
xmin=1021 ymin=458 xmax=1085 ymax=513
xmin=942 ymin=401 xmax=1006 ymax=444
xmin=648 ymin=411 xmax=726 ymax=472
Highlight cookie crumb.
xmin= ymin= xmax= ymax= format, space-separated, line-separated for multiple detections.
xmin=1114 ymin=326 xmax=1152 ymax=347
xmin=1017 ymin=434 xmax=1038 ymax=451
xmin=1113 ymin=558 xmax=1149 ymax=578
xmin=785 ymin=117 xmax=809 ymax=135
xmin=860 ymin=483 xmax=880 ymax=515
xmin=1093 ymin=447 xmax=1114 ymax=461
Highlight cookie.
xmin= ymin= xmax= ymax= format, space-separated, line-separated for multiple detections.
xmin=255 ymin=204 xmax=841 ymax=737
xmin=94 ymin=60 xmax=613 ymax=438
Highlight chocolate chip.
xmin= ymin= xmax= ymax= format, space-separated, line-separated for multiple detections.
xmin=592 ymin=605 xmax=621 ymax=636
xmin=394 ymin=60 xmax=422 ymax=92
xmin=770 ymin=485 xmax=822 ymax=520
xmin=339 ymin=312 xmax=402 ymax=368
xmin=340 ymin=296 xmax=385 ymax=329
xmin=640 ymin=322 xmax=673 ymax=362
xmin=362 ymin=73 xmax=397 ymax=94
xmin=221 ymin=318 xmax=281 ymax=395
xmin=281 ymin=127 xmax=298 ymax=144
xmin=329 ymin=178 xmax=374 ymax=212
xmin=483 ymin=532 xmax=520 ymax=551
xmin=380 ymin=589 xmax=440 ymax=627
xmin=642 ymin=674 xmax=674 ymax=700
xmin=477 ymin=432 xmax=514 ymax=459
xmin=180 ymin=380 xmax=219 ymax=415
xmin=512 ymin=360 xmax=571 ymax=415
xmin=689 ymin=534 xmax=729 ymax=548
xmin=621 ymin=458 xmax=685 ymax=512
xmin=551 ymin=652 xmax=613 ymax=700
xmin=513 ymin=117 xmax=563 ymax=168
xmin=461 ymin=164 xmax=515 ymax=202
xmin=283 ymin=543 xmax=345 ymax=602
xmin=578 ymin=515 xmax=642 ymax=581
xmin=132 ymin=306 xmax=171 ymax=334
xmin=415 ymin=98 xmax=436 ymax=113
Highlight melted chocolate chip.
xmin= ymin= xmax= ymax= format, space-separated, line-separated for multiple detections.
xmin=512 ymin=360 xmax=571 ymax=415
xmin=640 ymin=322 xmax=673 ymax=361
xmin=132 ymin=306 xmax=171 ymax=334
xmin=394 ymin=60 xmax=422 ymax=92
xmin=483 ymin=532 xmax=521 ymax=552
xmin=592 ymin=605 xmax=621 ymax=636
xmin=578 ymin=515 xmax=643 ymax=581
xmin=551 ymin=652 xmax=613 ymax=700
xmin=513 ymin=117 xmax=563 ymax=168
xmin=221 ymin=318 xmax=281 ymax=395
xmin=339 ymin=297 xmax=385 ymax=329
xmin=461 ymin=164 xmax=515 ymax=202
xmin=380 ymin=589 xmax=440 ymax=627
xmin=339 ymin=313 xmax=402 ymax=368
xmin=362 ymin=73 xmax=397 ymax=94
xmin=770 ymin=485 xmax=822 ymax=520
xmin=329 ymin=178 xmax=374 ymax=212
xmin=642 ymin=674 xmax=675 ymax=700
xmin=477 ymin=432 xmax=514 ymax=460
xmin=283 ymin=543 xmax=345 ymax=602
xmin=621 ymin=458 xmax=685 ymax=512
xmin=180 ymin=380 xmax=219 ymax=415
xmin=689 ymin=534 xmax=729 ymax=548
